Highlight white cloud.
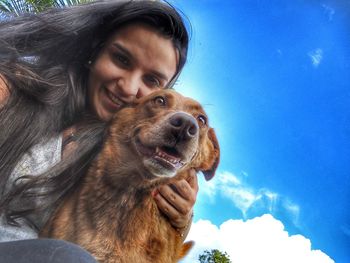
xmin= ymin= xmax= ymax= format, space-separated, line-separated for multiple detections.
xmin=198 ymin=171 xmax=300 ymax=223
xmin=322 ymin=4 xmax=335 ymax=21
xmin=181 ymin=215 xmax=334 ymax=263
xmin=308 ymin=49 xmax=323 ymax=68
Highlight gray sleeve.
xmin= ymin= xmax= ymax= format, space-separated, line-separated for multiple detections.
xmin=0 ymin=135 xmax=62 ymax=242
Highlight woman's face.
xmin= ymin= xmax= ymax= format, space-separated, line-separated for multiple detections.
xmin=88 ymin=23 xmax=178 ymax=121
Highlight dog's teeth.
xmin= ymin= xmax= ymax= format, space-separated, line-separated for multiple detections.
xmin=153 ymin=148 xmax=183 ymax=168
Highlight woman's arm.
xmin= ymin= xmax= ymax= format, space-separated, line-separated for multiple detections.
xmin=153 ymin=169 xmax=198 ymax=240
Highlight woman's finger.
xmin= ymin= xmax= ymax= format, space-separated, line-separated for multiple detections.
xmin=156 ymin=184 xmax=189 ymax=215
xmin=153 ymin=188 xmax=184 ymax=225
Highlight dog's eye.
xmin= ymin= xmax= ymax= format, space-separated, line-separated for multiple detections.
xmin=197 ymin=115 xmax=207 ymax=126
xmin=154 ymin=96 xmax=166 ymax=106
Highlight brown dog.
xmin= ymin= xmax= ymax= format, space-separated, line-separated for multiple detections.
xmin=40 ymin=90 xmax=220 ymax=263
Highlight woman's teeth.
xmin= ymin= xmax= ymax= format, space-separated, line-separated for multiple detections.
xmin=107 ymin=89 xmax=123 ymax=106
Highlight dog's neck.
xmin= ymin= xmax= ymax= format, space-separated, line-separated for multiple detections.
xmin=82 ymin=136 xmax=185 ymax=241
xmin=85 ymin=160 xmax=172 ymax=243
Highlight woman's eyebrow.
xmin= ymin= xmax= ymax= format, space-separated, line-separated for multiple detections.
xmin=112 ymin=43 xmax=133 ymax=59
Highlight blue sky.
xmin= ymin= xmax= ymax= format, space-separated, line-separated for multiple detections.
xmin=171 ymin=1 xmax=350 ymax=262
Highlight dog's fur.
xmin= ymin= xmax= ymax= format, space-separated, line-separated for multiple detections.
xmin=40 ymin=90 xmax=220 ymax=263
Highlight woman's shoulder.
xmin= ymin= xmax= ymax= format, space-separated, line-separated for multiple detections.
xmin=12 ymin=135 xmax=63 ymax=178
xmin=0 ymin=74 xmax=10 ymax=105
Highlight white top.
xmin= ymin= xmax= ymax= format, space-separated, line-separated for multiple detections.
xmin=0 ymin=135 xmax=62 ymax=242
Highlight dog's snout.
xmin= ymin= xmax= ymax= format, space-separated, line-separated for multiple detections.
xmin=169 ymin=112 xmax=198 ymax=140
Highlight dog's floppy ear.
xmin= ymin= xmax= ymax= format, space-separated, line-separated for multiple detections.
xmin=202 ymin=128 xmax=220 ymax=181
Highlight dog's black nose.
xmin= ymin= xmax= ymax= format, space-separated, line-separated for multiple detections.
xmin=169 ymin=112 xmax=199 ymax=140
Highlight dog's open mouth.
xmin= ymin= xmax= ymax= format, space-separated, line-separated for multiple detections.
xmin=135 ymin=138 xmax=185 ymax=171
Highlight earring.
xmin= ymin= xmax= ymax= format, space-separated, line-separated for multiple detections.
xmin=85 ymin=60 xmax=92 ymax=68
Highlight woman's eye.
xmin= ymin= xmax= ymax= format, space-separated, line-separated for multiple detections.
xmin=153 ymin=96 xmax=166 ymax=106
xmin=197 ymin=115 xmax=207 ymax=126
xmin=144 ymin=75 xmax=161 ymax=88
xmin=114 ymin=53 xmax=130 ymax=67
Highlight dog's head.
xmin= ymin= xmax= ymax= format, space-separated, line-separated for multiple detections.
xmin=108 ymin=90 xmax=220 ymax=180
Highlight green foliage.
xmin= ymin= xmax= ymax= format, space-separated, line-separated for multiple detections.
xmin=0 ymin=0 xmax=36 ymax=15
xmin=53 ymin=0 xmax=91 ymax=7
xmin=0 ymin=0 xmax=90 ymax=16
xmin=198 ymin=249 xmax=232 ymax=263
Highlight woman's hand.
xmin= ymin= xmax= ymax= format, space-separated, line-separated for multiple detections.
xmin=153 ymin=169 xmax=198 ymax=229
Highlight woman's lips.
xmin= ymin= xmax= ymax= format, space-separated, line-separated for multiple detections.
xmin=104 ymin=87 xmax=125 ymax=110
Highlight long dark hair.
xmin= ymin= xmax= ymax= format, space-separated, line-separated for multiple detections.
xmin=0 ymin=0 xmax=189 ymax=227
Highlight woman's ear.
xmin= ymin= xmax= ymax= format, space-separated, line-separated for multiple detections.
xmin=86 ymin=40 xmax=105 ymax=68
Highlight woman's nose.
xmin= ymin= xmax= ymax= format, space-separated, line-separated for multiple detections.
xmin=117 ymin=76 xmax=142 ymax=100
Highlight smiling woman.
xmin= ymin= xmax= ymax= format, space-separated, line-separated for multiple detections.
xmin=0 ymin=1 xmax=196 ymax=262
xmin=88 ymin=23 xmax=178 ymax=121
